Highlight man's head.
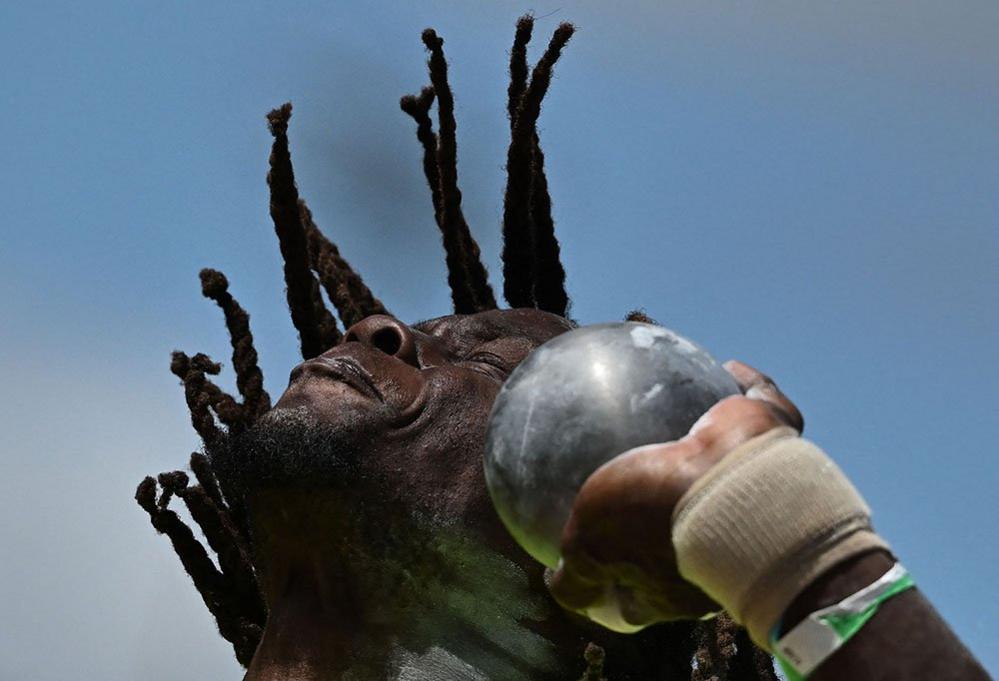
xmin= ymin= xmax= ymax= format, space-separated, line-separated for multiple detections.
xmin=137 ymin=18 xmax=583 ymax=667
xmin=197 ymin=309 xmax=577 ymax=678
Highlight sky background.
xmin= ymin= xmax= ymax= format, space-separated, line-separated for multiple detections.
xmin=1 ymin=1 xmax=996 ymax=678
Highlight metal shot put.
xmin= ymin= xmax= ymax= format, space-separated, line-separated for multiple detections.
xmin=484 ymin=322 xmax=739 ymax=570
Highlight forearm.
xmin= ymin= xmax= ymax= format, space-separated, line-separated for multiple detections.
xmin=672 ymin=430 xmax=991 ymax=679
xmin=782 ymin=550 xmax=990 ymax=681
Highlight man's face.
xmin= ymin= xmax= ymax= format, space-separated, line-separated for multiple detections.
xmin=236 ymin=308 xmax=573 ymax=535
xmin=216 ymin=309 xmax=578 ymax=678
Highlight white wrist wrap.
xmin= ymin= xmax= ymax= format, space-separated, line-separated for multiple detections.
xmin=671 ymin=427 xmax=888 ymax=649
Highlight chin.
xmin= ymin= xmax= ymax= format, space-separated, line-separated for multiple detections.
xmin=207 ymin=405 xmax=389 ymax=496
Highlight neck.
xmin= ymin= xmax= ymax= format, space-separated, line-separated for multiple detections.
xmin=244 ymin=489 xmax=564 ymax=680
xmin=245 ymin=569 xmax=358 ymax=680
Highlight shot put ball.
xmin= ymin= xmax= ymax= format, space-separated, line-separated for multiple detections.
xmin=484 ymin=322 xmax=740 ymax=568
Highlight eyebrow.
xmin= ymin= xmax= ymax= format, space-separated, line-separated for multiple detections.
xmin=411 ymin=317 xmax=447 ymax=333
xmin=414 ymin=317 xmax=494 ymax=349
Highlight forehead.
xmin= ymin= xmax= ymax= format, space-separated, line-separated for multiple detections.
xmin=414 ymin=309 xmax=573 ymax=346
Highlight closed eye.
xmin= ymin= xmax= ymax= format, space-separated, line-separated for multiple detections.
xmin=461 ymin=351 xmax=511 ymax=378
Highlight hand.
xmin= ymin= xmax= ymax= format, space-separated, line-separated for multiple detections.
xmin=548 ymin=360 xmax=804 ymax=631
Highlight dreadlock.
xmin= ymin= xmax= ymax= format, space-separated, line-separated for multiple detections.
xmin=140 ymin=18 xmax=781 ymax=678
xmin=167 ymin=473 xmax=264 ymax=626
xmin=501 ymin=20 xmax=539 ymax=308
xmin=578 ymin=642 xmax=607 ymax=681
xmin=300 ymin=199 xmax=388 ymax=328
xmin=266 ymin=103 xmax=340 ymax=358
xmin=400 ymin=87 xmax=477 ymax=313
xmin=400 ymin=29 xmax=497 ymax=313
xmin=501 ymin=20 xmax=574 ymax=313
xmin=507 ymin=16 xmax=533 ymax=125
xmin=199 ymin=268 xmax=272 ymax=420
xmin=728 ymin=627 xmax=780 ymax=681
xmin=145 ymin=280 xmax=274 ymax=659
xmin=169 ymin=350 xmax=243 ymax=439
xmin=711 ymin=613 xmax=738 ymax=681
xmin=136 ymin=476 xmax=262 ymax=665
xmin=399 ymin=87 xmax=443 ymax=222
xmin=625 ymin=308 xmax=658 ymax=325
xmin=529 ymin=139 xmax=569 ymax=315
xmin=510 ymin=16 xmax=570 ymax=316
xmin=690 ymin=614 xmax=778 ymax=681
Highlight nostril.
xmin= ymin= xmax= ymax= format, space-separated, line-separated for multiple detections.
xmin=371 ymin=327 xmax=402 ymax=356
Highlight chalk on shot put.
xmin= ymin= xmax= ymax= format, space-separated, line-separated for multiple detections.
xmin=484 ymin=322 xmax=740 ymax=569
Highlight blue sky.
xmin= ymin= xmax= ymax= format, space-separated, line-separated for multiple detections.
xmin=1 ymin=1 xmax=996 ymax=678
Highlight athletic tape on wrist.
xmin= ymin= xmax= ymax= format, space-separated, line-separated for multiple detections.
xmin=770 ymin=562 xmax=914 ymax=680
xmin=671 ymin=427 xmax=889 ymax=648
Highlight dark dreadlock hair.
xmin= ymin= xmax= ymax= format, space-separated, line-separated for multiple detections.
xmin=138 ymin=17 xmax=778 ymax=679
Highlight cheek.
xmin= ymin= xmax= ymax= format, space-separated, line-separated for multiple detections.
xmin=383 ymin=371 xmax=501 ymax=514
xmin=421 ymin=370 xmax=500 ymax=448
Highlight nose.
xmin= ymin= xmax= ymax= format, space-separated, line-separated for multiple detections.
xmin=342 ymin=315 xmax=419 ymax=367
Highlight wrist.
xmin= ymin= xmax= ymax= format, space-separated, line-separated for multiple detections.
xmin=771 ymin=554 xmax=914 ymax=680
xmin=778 ymin=549 xmax=895 ymax=637
xmin=670 ymin=428 xmax=889 ymax=648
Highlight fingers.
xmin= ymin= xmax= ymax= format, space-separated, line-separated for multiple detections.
xmin=548 ymin=557 xmax=605 ymax=612
xmin=550 ymin=507 xmax=604 ymax=611
xmin=687 ymin=395 xmax=785 ymax=454
xmin=722 ymin=359 xmax=775 ymax=395
xmin=723 ymin=359 xmax=804 ymax=432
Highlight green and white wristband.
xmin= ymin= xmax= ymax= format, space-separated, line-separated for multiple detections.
xmin=770 ymin=562 xmax=915 ymax=680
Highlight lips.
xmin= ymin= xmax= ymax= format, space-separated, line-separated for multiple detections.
xmin=294 ymin=356 xmax=383 ymax=401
